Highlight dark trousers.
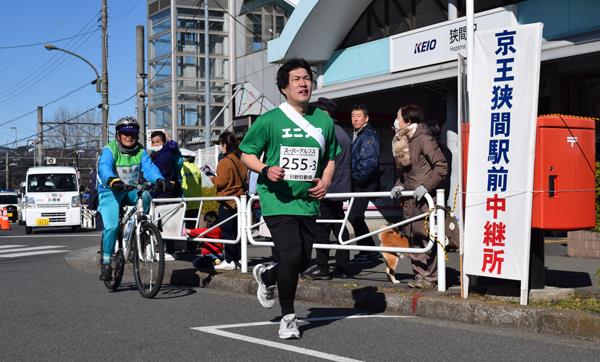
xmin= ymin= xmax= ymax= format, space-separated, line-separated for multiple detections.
xmin=218 ymin=203 xmax=240 ymax=263
xmin=261 ymin=215 xmax=316 ymax=316
xmin=349 ymin=181 xmax=378 ymax=252
xmin=315 ymin=199 xmax=349 ymax=270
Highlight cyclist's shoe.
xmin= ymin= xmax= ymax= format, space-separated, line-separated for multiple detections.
xmin=253 ymin=264 xmax=275 ymax=309
xmin=99 ymin=264 xmax=113 ymax=281
xmin=279 ymin=313 xmax=301 ymax=339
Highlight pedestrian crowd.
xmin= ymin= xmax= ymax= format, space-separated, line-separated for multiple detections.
xmin=97 ymin=58 xmax=449 ymax=340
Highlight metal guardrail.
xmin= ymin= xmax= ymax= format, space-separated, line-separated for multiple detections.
xmin=151 ymin=189 xmax=447 ymax=292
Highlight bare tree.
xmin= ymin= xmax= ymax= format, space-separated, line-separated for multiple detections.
xmin=45 ymin=107 xmax=102 ymax=150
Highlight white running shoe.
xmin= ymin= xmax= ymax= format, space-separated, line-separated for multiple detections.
xmin=279 ymin=313 xmax=300 ymax=339
xmin=214 ymin=260 xmax=236 ymax=271
xmin=164 ymin=253 xmax=175 ymax=261
xmin=252 ymin=264 xmax=275 ymax=309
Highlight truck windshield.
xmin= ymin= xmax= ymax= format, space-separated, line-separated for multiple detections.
xmin=27 ymin=174 xmax=77 ymax=192
xmin=0 ymin=195 xmax=17 ymax=204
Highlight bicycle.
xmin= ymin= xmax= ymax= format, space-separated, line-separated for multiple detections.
xmin=102 ymin=182 xmax=165 ymax=298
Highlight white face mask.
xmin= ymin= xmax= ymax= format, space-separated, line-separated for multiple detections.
xmin=148 ymin=145 xmax=163 ymax=153
xmin=393 ymin=119 xmax=401 ymax=132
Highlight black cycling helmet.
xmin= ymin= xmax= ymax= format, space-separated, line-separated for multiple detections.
xmin=115 ymin=116 xmax=140 ymax=135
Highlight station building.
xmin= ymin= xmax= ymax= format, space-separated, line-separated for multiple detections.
xmin=146 ymin=0 xmax=600 ymax=196
xmin=266 ymin=0 xmax=600 ymax=195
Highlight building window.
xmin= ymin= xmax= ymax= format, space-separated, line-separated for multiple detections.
xmin=244 ymin=5 xmax=289 ymax=54
xmin=149 ymin=57 xmax=172 ymax=81
xmin=150 ymin=105 xmax=172 ymax=128
xmin=150 ymin=10 xmax=170 ymax=37
xmin=149 ymin=32 xmax=171 ymax=60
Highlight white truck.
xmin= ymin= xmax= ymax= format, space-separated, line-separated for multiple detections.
xmin=23 ymin=166 xmax=82 ymax=234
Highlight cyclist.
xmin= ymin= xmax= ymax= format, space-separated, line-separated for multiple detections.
xmin=97 ymin=117 xmax=168 ymax=281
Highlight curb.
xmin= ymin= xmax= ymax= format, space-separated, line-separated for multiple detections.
xmin=65 ymin=248 xmax=600 ymax=343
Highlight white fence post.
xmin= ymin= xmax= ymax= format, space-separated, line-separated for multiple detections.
xmin=240 ymin=195 xmax=248 ymax=273
xmin=436 ymin=189 xmax=446 ymax=292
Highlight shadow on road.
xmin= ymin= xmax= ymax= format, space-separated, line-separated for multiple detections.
xmin=299 ymin=306 xmax=380 ymax=334
xmin=105 ymin=282 xmax=197 ymax=299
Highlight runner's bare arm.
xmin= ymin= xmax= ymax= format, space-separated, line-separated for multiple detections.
xmin=309 ymin=159 xmax=335 ymax=199
xmin=241 ymin=153 xmax=284 ymax=182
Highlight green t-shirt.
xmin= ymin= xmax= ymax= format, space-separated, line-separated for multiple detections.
xmin=240 ymin=106 xmax=340 ymax=216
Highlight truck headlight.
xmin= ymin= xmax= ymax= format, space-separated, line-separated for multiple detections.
xmin=71 ymin=195 xmax=81 ymax=208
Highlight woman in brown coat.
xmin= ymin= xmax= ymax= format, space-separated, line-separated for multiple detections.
xmin=391 ymin=105 xmax=448 ymax=288
xmin=210 ymin=131 xmax=248 ymax=270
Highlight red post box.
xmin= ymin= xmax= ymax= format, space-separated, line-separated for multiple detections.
xmin=462 ymin=115 xmax=596 ymax=231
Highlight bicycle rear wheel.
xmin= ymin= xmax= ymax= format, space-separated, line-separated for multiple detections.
xmin=104 ymin=250 xmax=125 ymax=291
xmin=133 ymin=222 xmax=165 ymax=298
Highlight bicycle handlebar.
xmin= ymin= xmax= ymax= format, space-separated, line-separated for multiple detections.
xmin=122 ymin=182 xmax=158 ymax=192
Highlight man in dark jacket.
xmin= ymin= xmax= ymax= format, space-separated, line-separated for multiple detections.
xmin=304 ymin=97 xmax=353 ymax=280
xmin=349 ymin=104 xmax=380 ymax=262
xmin=149 ymin=130 xmax=183 ymax=198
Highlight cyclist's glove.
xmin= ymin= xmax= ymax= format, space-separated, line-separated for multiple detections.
xmin=108 ymin=177 xmax=127 ymax=192
xmin=156 ymin=179 xmax=169 ymax=192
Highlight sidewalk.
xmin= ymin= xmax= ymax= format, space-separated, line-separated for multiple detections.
xmin=66 ymin=240 xmax=600 ymax=343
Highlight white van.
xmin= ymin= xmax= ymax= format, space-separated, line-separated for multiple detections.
xmin=23 ymin=166 xmax=81 ymax=234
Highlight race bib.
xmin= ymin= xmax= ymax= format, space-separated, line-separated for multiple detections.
xmin=280 ymin=146 xmax=318 ymax=181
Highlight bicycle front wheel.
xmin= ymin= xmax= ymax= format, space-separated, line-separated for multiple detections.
xmin=132 ymin=222 xmax=165 ymax=298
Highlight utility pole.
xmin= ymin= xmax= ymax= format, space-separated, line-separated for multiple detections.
xmin=204 ymin=0 xmax=211 ymax=148
xmin=37 ymin=106 xmax=43 ymax=166
xmin=101 ymin=0 xmax=109 ymax=145
xmin=136 ymin=25 xmax=147 ymax=146
xmin=4 ymin=151 xmax=8 ymax=189
xmin=228 ymin=0 xmax=236 ymax=134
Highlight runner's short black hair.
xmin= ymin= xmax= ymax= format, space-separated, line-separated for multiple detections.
xmin=276 ymin=58 xmax=313 ymax=96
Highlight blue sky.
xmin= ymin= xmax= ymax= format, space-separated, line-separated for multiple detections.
xmin=0 ymin=0 xmax=146 ymax=147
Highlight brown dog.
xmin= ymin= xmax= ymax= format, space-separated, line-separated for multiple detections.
xmin=378 ymin=229 xmax=410 ymax=284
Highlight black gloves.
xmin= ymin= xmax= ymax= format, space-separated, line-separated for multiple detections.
xmin=108 ymin=178 xmax=127 ymax=192
xmin=156 ymin=179 xmax=172 ymax=192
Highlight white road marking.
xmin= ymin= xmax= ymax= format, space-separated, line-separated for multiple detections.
xmin=0 ymin=245 xmax=26 ymax=249
xmin=4 ymin=233 xmax=101 ymax=238
xmin=192 ymin=315 xmax=411 ymax=361
xmin=0 ymin=250 xmax=70 ymax=258
xmin=0 ymin=246 xmax=67 ymax=254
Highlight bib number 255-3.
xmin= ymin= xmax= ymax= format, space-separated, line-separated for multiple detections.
xmin=280 ymin=146 xmax=318 ymax=181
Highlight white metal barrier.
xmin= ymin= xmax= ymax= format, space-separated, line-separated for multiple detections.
xmin=151 ymin=190 xmax=446 ymax=292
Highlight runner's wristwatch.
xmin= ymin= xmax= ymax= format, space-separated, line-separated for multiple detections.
xmin=261 ymin=166 xmax=270 ymax=177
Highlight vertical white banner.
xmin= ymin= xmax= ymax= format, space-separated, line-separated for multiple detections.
xmin=464 ymin=23 xmax=543 ymax=283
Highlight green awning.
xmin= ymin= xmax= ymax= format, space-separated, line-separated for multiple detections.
xmin=239 ymin=0 xmax=294 ymax=15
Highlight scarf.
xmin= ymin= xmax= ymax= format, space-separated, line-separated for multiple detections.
xmin=392 ymin=123 xmax=418 ymax=167
xmin=116 ymin=139 xmax=141 ymax=155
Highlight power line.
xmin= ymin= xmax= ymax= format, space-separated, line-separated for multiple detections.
xmin=0 ymin=106 xmax=98 ymax=148
xmin=0 ymin=81 xmax=95 ymax=128
xmin=0 ymin=30 xmax=99 ymax=50
xmin=0 ymin=28 xmax=99 ymax=106
xmin=110 ymin=0 xmax=143 ymax=20
xmin=0 ymin=10 xmax=100 ymax=101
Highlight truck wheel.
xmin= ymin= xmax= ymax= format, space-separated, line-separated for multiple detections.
xmin=25 ymin=227 xmax=32 ymax=234
xmin=72 ymin=226 xmax=81 ymax=232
